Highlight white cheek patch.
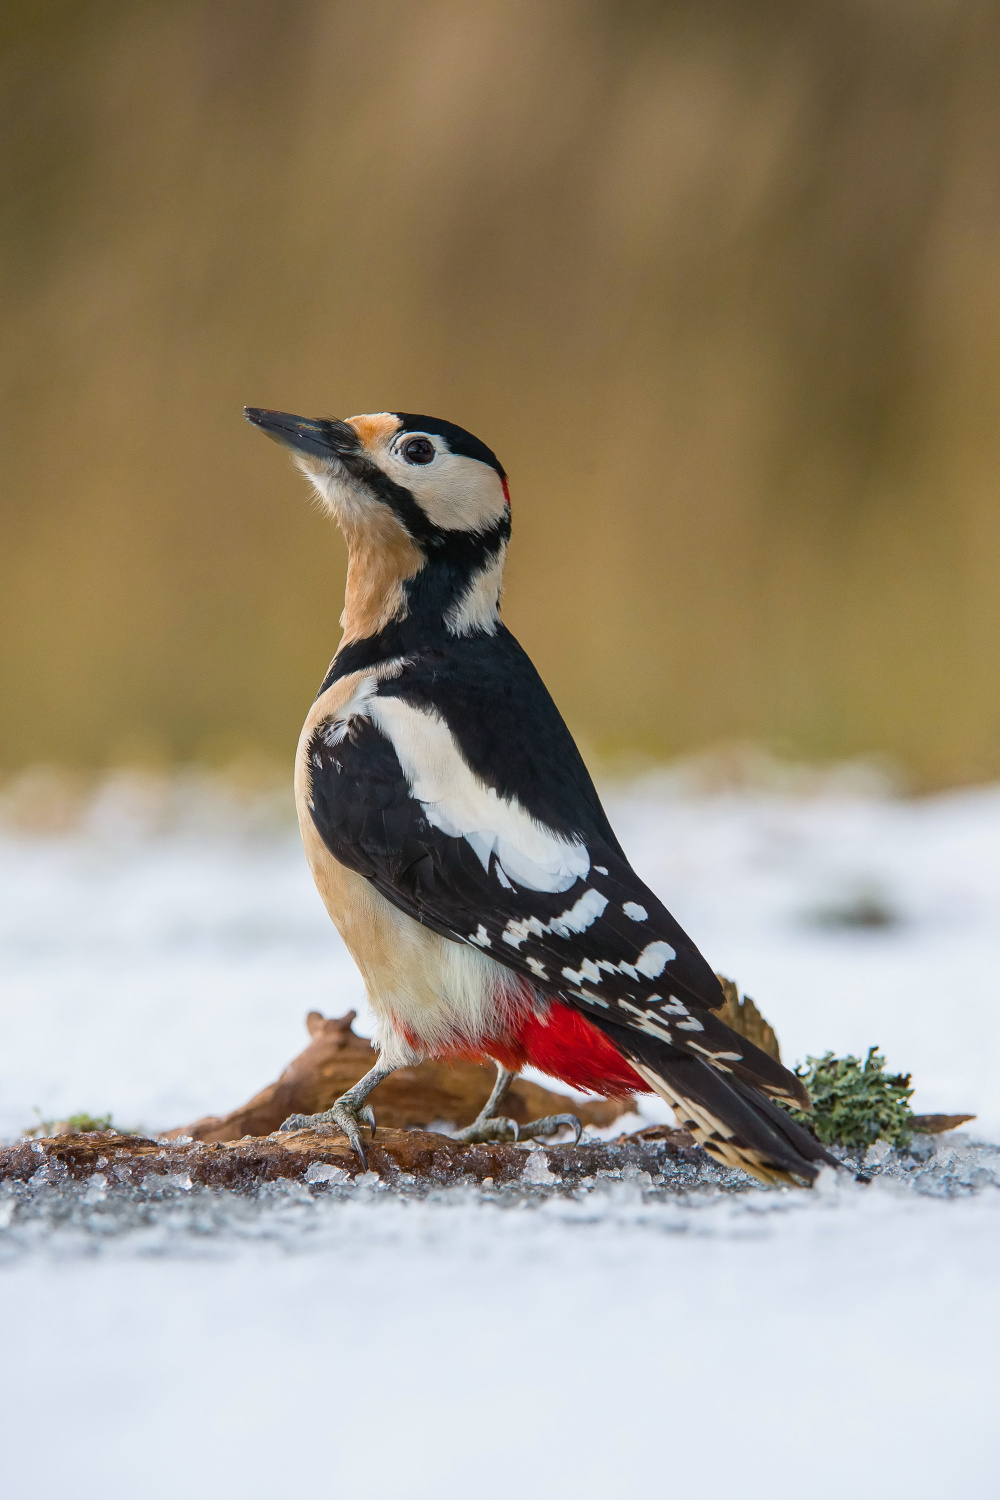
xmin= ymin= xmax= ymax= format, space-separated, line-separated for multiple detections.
xmin=394 ymin=451 xmax=508 ymax=533
xmin=369 ymin=697 xmax=590 ymax=894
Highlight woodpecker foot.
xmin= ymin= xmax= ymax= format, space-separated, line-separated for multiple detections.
xmin=279 ymin=1101 xmax=377 ymax=1168
xmin=453 ymin=1111 xmax=582 ymax=1146
xmin=454 ymin=1115 xmax=520 ymax=1144
xmin=518 ymin=1113 xmax=583 ymax=1144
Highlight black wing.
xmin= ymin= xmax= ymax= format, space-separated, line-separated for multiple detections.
xmin=305 ymin=698 xmax=808 ymax=1115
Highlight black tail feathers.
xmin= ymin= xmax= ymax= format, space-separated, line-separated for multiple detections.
xmin=591 ymin=1014 xmax=839 ymax=1186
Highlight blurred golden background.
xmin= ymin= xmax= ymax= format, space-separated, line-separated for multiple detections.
xmin=2 ymin=0 xmax=999 ymax=787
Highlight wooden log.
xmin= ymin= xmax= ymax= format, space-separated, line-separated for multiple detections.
xmin=165 ymin=1010 xmax=635 ymax=1143
xmin=2 ymin=1124 xmax=704 ymax=1191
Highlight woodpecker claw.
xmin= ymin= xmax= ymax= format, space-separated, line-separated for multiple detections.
xmin=454 ymin=1115 xmax=520 ymax=1144
xmin=339 ymin=1108 xmax=370 ymax=1171
xmin=278 ymin=1098 xmax=378 ymax=1169
xmin=518 ymin=1113 xmax=583 ymax=1145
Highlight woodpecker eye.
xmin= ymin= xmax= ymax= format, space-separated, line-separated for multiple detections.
xmin=400 ymin=436 xmax=435 ymax=465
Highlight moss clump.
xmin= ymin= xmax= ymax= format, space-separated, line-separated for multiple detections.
xmin=26 ymin=1109 xmax=139 ymax=1138
xmin=60 ymin=1112 xmax=115 ymax=1133
xmin=789 ymin=1048 xmax=915 ymax=1150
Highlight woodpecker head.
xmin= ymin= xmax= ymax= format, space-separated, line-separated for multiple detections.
xmin=245 ymin=407 xmax=510 ymax=645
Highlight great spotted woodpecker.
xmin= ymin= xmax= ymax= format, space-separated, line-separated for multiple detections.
xmin=245 ymin=407 xmax=835 ymax=1185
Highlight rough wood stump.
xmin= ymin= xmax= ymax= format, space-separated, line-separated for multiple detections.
xmin=166 ymin=1010 xmax=636 ymax=1143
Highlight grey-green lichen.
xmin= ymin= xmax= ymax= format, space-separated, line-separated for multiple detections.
xmin=788 ymin=1047 xmax=915 ymax=1150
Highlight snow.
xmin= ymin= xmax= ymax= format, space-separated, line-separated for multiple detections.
xmin=1 ymin=765 xmax=999 ymax=1498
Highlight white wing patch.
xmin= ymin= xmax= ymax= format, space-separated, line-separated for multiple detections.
xmin=618 ymin=999 xmax=674 ymax=1043
xmin=502 ymin=888 xmax=608 ymax=949
xmin=561 ymin=958 xmax=603 ymax=985
xmin=561 ymin=938 xmax=676 ymax=989
xmin=368 ymin=697 xmax=591 ymax=893
xmin=568 ymin=986 xmax=609 ymax=1007
xmin=660 ymin=995 xmax=692 ymax=1016
xmin=635 ymin=940 xmax=676 ymax=977
xmin=623 ymin=901 xmax=648 ymax=921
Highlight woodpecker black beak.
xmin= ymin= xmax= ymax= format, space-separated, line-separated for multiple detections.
xmin=244 ymin=408 xmax=360 ymax=461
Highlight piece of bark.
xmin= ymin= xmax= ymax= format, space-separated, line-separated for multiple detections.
xmin=166 ymin=1010 xmax=635 ymax=1143
xmin=715 ymin=976 xmax=782 ymax=1062
xmin=620 ymin=1123 xmax=695 ymax=1144
xmin=910 ymin=1113 xmax=976 ymax=1134
xmin=2 ymin=1125 xmax=705 ymax=1191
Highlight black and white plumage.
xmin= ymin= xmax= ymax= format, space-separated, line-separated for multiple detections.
xmin=245 ymin=405 xmax=836 ymax=1185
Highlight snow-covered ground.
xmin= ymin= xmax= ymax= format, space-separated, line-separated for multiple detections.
xmin=1 ymin=765 xmax=999 ymax=1498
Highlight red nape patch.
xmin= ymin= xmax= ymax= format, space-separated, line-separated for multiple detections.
xmin=501 ymin=476 xmax=511 ymax=508
xmin=515 ymin=1003 xmax=645 ymax=1098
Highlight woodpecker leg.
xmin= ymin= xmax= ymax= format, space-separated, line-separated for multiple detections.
xmin=517 ymin=1113 xmax=583 ymax=1145
xmin=279 ymin=1060 xmax=395 ymax=1168
xmin=453 ymin=1065 xmax=583 ymax=1145
xmin=454 ymin=1064 xmax=520 ymax=1143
